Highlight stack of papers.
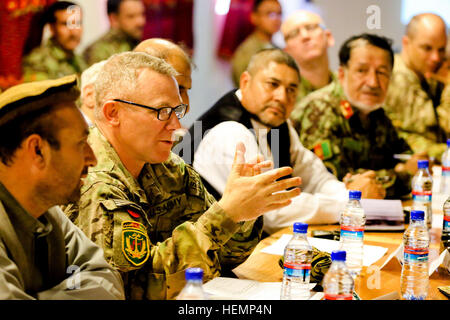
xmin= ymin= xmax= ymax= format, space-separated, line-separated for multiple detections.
xmin=261 ymin=234 xmax=388 ymax=267
xmin=203 ymin=277 xmax=321 ymax=300
xmin=360 ymin=199 xmax=405 ymax=231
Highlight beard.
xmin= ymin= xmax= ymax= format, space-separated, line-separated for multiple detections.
xmin=342 ymin=86 xmax=384 ymax=115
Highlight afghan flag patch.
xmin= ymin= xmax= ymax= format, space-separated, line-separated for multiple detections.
xmin=340 ymin=100 xmax=354 ymax=119
xmin=313 ymin=140 xmax=333 ymax=160
xmin=122 ymin=221 xmax=150 ymax=266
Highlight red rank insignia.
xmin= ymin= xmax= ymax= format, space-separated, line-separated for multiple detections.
xmin=127 ymin=209 xmax=140 ymax=219
xmin=340 ymin=100 xmax=353 ymax=119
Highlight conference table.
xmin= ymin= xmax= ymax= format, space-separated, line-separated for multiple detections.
xmin=232 ymin=207 xmax=450 ymax=300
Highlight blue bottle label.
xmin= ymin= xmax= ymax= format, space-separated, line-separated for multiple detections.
xmin=442 ymin=164 xmax=450 ymax=177
xmin=412 ymin=191 xmax=432 ymax=203
xmin=340 ymin=226 xmax=364 ymax=239
xmin=444 ymin=216 xmax=450 ymax=232
xmin=283 ymin=263 xmax=311 ymax=280
xmin=404 ymin=246 xmax=429 ymax=263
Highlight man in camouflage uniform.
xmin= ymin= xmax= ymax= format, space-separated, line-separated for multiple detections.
xmin=291 ymin=34 xmax=424 ymax=199
xmin=83 ymin=0 xmax=146 ymax=66
xmin=0 ymin=75 xmax=124 ymax=299
xmin=22 ymin=1 xmax=86 ymax=82
xmin=384 ymin=13 xmax=449 ymax=160
xmin=281 ymin=10 xmax=337 ymax=102
xmin=64 ymin=52 xmax=301 ymax=299
xmin=230 ymin=0 xmax=282 ymax=87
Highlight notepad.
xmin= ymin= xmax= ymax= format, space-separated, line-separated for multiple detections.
xmin=261 ymin=234 xmax=388 ymax=267
xmin=203 ymin=277 xmax=319 ymax=300
xmin=360 ymin=199 xmax=405 ymax=231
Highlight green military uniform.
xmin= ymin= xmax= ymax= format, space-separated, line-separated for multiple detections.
xmin=296 ymin=71 xmax=338 ymax=102
xmin=384 ymin=54 xmax=449 ymax=159
xmin=83 ymin=29 xmax=139 ymax=67
xmin=0 ymin=75 xmax=124 ymax=300
xmin=231 ymin=33 xmax=274 ymax=86
xmin=290 ymin=81 xmax=413 ymax=199
xmin=63 ymin=127 xmax=262 ymax=300
xmin=22 ymin=38 xmax=86 ymax=82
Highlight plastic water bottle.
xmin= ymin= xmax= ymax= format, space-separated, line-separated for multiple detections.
xmin=400 ymin=210 xmax=430 ymax=300
xmin=176 ymin=268 xmax=206 ymax=300
xmin=441 ymin=139 xmax=450 ymax=195
xmin=412 ymin=160 xmax=433 ymax=229
xmin=280 ymin=222 xmax=313 ymax=300
xmin=339 ymin=190 xmax=366 ymax=276
xmin=442 ymin=196 xmax=450 ymax=251
xmin=323 ymin=250 xmax=354 ymax=300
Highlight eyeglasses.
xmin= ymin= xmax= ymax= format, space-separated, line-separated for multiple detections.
xmin=113 ymin=99 xmax=187 ymax=121
xmin=284 ymin=23 xmax=325 ymax=41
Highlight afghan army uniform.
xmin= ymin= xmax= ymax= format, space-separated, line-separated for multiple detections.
xmin=22 ymin=38 xmax=86 ymax=82
xmin=384 ymin=54 xmax=449 ymax=159
xmin=231 ymin=33 xmax=274 ymax=86
xmin=0 ymin=75 xmax=124 ymax=300
xmin=296 ymin=71 xmax=338 ymax=102
xmin=290 ymin=81 xmax=413 ymax=199
xmin=83 ymin=29 xmax=140 ymax=67
xmin=64 ymin=127 xmax=262 ymax=300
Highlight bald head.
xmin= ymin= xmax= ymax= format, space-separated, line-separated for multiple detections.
xmin=281 ymin=10 xmax=333 ymax=66
xmin=134 ymin=38 xmax=192 ymax=108
xmin=406 ymin=13 xmax=446 ymax=39
xmin=281 ymin=10 xmax=324 ymax=40
xmin=402 ymin=13 xmax=447 ymax=77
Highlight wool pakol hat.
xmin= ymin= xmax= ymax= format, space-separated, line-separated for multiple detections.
xmin=0 ymin=74 xmax=79 ymax=126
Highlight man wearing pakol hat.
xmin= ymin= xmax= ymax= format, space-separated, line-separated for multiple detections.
xmin=0 ymin=75 xmax=125 ymax=299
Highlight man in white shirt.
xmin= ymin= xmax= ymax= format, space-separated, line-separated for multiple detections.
xmin=189 ymin=48 xmax=384 ymax=234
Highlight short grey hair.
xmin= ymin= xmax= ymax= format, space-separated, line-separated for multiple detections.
xmin=94 ymin=51 xmax=178 ymax=119
xmin=80 ymin=60 xmax=107 ymax=102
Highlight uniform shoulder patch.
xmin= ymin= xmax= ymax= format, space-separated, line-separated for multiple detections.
xmin=313 ymin=140 xmax=333 ymax=160
xmin=340 ymin=100 xmax=354 ymax=119
xmin=122 ymin=221 xmax=150 ymax=267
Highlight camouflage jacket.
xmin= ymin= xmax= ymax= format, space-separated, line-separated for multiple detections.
xmin=22 ymin=38 xmax=86 ymax=82
xmin=83 ymin=29 xmax=139 ymax=67
xmin=231 ymin=32 xmax=274 ymax=86
xmin=384 ymin=54 xmax=449 ymax=159
xmin=290 ymin=81 xmax=413 ymax=199
xmin=296 ymin=71 xmax=338 ymax=102
xmin=64 ymin=127 xmax=261 ymax=300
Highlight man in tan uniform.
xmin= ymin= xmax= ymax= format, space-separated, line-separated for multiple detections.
xmin=83 ymin=0 xmax=146 ymax=66
xmin=0 ymin=75 xmax=124 ymax=299
xmin=281 ymin=10 xmax=336 ymax=101
xmin=64 ymin=52 xmax=301 ymax=299
xmin=231 ymin=0 xmax=282 ymax=86
xmin=384 ymin=13 xmax=449 ymax=159
xmin=22 ymin=1 xmax=86 ymax=82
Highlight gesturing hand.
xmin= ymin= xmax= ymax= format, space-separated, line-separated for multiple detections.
xmin=218 ymin=142 xmax=302 ymax=222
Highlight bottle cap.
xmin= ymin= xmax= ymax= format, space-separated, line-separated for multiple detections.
xmin=349 ymin=190 xmax=362 ymax=200
xmin=410 ymin=210 xmax=425 ymax=221
xmin=447 ymin=138 xmax=450 ymax=147
xmin=417 ymin=160 xmax=429 ymax=169
xmin=185 ymin=268 xmax=204 ymax=281
xmin=331 ymin=250 xmax=346 ymax=262
xmin=293 ymin=222 xmax=308 ymax=233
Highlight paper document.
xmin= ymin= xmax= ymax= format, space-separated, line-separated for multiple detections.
xmin=203 ymin=277 xmax=317 ymax=300
xmin=360 ymin=199 xmax=404 ymax=231
xmin=261 ymin=234 xmax=388 ymax=267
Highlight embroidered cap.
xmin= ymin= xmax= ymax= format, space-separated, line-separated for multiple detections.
xmin=0 ymin=74 xmax=79 ymax=126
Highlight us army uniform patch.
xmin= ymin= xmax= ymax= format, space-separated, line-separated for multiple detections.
xmin=122 ymin=221 xmax=150 ymax=266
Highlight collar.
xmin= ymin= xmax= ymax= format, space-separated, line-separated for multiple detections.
xmin=0 ymin=181 xmax=52 ymax=236
xmin=88 ymin=127 xmax=148 ymax=204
